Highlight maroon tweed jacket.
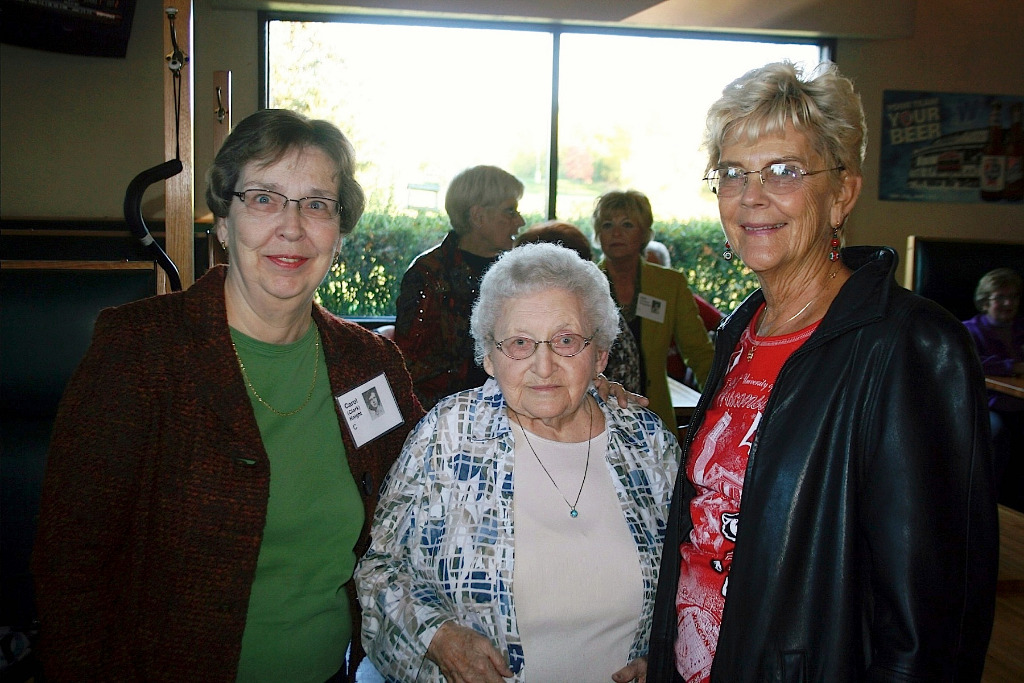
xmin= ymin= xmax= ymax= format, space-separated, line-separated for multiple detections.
xmin=31 ymin=266 xmax=424 ymax=682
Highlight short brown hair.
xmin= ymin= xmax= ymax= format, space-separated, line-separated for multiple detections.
xmin=516 ymin=221 xmax=593 ymax=261
xmin=205 ymin=109 xmax=365 ymax=235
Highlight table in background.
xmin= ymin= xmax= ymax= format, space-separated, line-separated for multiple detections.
xmin=986 ymin=376 xmax=1024 ymax=400
xmin=669 ymin=377 xmax=701 ymax=434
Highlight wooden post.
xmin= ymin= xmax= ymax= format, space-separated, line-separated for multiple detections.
xmin=208 ymin=70 xmax=232 ymax=268
xmin=162 ymin=0 xmax=194 ymax=292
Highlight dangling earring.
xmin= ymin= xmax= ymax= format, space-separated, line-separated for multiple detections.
xmin=220 ymin=241 xmax=228 ymax=252
xmin=829 ymin=224 xmax=841 ymax=262
xmin=723 ymin=241 xmax=733 ymax=261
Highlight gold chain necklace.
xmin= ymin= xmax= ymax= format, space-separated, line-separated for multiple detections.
xmin=509 ymin=400 xmax=592 ymax=518
xmin=233 ymin=327 xmax=320 ymax=416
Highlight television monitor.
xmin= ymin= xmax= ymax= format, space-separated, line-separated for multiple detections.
xmin=1 ymin=0 xmax=137 ymax=58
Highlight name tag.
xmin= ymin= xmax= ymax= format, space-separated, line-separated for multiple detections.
xmin=636 ymin=294 xmax=666 ymax=323
xmin=336 ymin=373 xmax=405 ymax=448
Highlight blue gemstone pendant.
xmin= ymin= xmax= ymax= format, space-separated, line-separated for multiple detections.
xmin=570 ymin=509 xmax=579 ymax=518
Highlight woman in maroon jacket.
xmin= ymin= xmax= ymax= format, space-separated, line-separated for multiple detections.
xmin=32 ymin=109 xmax=424 ymax=683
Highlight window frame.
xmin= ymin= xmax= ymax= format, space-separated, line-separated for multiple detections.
xmin=257 ymin=14 xmax=833 ymax=322
xmin=259 ymin=11 xmax=834 ymax=218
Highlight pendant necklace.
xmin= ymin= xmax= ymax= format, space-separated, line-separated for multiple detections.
xmin=233 ymin=326 xmax=320 ymax=416
xmin=747 ymin=269 xmax=838 ymax=362
xmin=746 ymin=298 xmax=816 ymax=362
xmin=509 ymin=400 xmax=592 ymax=518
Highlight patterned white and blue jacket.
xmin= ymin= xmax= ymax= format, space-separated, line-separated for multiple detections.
xmin=356 ymin=377 xmax=680 ymax=682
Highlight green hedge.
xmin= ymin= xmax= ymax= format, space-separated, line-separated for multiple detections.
xmin=316 ymin=211 xmax=760 ymax=317
xmin=652 ymin=217 xmax=760 ymax=313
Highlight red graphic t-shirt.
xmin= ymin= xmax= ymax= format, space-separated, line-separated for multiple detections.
xmin=674 ymin=305 xmax=819 ymax=682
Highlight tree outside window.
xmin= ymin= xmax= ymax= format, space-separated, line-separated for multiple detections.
xmin=266 ymin=18 xmax=825 ymax=317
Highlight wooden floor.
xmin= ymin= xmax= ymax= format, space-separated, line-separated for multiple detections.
xmin=983 ymin=505 xmax=1024 ymax=681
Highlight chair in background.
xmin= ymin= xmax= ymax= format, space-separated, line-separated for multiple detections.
xmin=906 ymin=236 xmax=1024 ymax=320
xmin=0 ymin=262 xmax=156 ymax=677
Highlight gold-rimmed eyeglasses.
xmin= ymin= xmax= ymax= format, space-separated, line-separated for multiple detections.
xmin=232 ymin=189 xmax=341 ymax=220
xmin=494 ymin=331 xmax=596 ymax=360
xmin=703 ymin=163 xmax=844 ymax=197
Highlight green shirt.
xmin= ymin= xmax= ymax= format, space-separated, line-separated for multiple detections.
xmin=232 ymin=324 xmax=364 ymax=683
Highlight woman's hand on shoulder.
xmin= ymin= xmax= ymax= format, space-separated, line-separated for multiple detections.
xmin=426 ymin=621 xmax=513 ymax=683
xmin=612 ymin=657 xmax=647 ymax=683
xmin=594 ymin=373 xmax=650 ymax=408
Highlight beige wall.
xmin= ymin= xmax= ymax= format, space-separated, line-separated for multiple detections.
xmin=2 ymin=0 xmax=1021 ymax=281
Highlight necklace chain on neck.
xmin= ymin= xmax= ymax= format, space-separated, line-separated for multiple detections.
xmin=510 ymin=400 xmax=592 ymax=518
xmin=233 ymin=326 xmax=320 ymax=416
xmin=747 ymin=298 xmax=816 ymax=362
xmin=747 ymin=269 xmax=838 ymax=362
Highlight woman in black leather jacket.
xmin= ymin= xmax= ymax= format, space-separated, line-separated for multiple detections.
xmin=647 ymin=61 xmax=998 ymax=682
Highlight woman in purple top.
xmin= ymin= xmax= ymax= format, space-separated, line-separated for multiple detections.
xmin=963 ymin=267 xmax=1024 ymax=508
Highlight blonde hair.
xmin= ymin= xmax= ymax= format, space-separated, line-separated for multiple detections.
xmin=591 ymin=190 xmax=654 ymax=251
xmin=445 ymin=165 xmax=524 ymax=235
xmin=974 ymin=268 xmax=1023 ymax=312
xmin=704 ymin=61 xmax=867 ymax=186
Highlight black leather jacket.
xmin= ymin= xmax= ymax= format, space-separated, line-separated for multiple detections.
xmin=648 ymin=246 xmax=998 ymax=682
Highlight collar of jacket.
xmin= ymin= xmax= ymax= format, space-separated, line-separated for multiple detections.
xmin=439 ymin=229 xmax=466 ymax=267
xmin=467 ymin=376 xmax=650 ymax=450
xmin=719 ymin=245 xmax=898 ymax=354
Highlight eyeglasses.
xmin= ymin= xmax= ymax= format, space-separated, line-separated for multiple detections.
xmin=494 ymin=331 xmax=596 ymax=360
xmin=703 ymin=163 xmax=844 ymax=197
xmin=490 ymin=205 xmax=522 ymax=220
xmin=232 ymin=189 xmax=341 ymax=220
xmin=988 ymin=294 xmax=1020 ymax=304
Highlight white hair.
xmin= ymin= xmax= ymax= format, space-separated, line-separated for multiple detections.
xmin=470 ymin=242 xmax=619 ymax=365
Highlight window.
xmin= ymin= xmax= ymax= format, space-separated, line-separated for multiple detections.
xmin=264 ymin=16 xmax=828 ymax=317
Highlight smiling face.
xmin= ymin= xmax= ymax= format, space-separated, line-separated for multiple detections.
xmin=716 ymin=125 xmax=860 ymax=287
xmin=483 ymin=289 xmax=608 ymax=430
xmin=216 ymin=146 xmax=342 ymax=325
xmin=984 ymin=287 xmax=1021 ymax=325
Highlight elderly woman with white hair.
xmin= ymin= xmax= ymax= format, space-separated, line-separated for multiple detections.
xmin=357 ymin=242 xmax=680 ymax=682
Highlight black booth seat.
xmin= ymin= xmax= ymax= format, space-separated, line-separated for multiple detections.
xmin=0 ymin=263 xmax=157 ymax=644
xmin=906 ymin=236 xmax=1024 ymax=321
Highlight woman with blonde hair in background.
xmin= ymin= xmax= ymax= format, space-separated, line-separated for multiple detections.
xmin=594 ymin=190 xmax=714 ymax=439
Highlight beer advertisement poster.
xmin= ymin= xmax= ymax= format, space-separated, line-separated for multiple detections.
xmin=879 ymin=90 xmax=1023 ymax=203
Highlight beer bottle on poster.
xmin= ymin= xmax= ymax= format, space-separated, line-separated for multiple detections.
xmin=980 ymin=101 xmax=1005 ymax=202
xmin=1003 ymin=103 xmax=1023 ymax=202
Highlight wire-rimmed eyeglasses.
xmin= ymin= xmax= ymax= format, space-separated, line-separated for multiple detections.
xmin=489 ymin=205 xmax=522 ymax=220
xmin=703 ymin=163 xmax=844 ymax=197
xmin=232 ymin=189 xmax=341 ymax=220
xmin=494 ymin=331 xmax=596 ymax=360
